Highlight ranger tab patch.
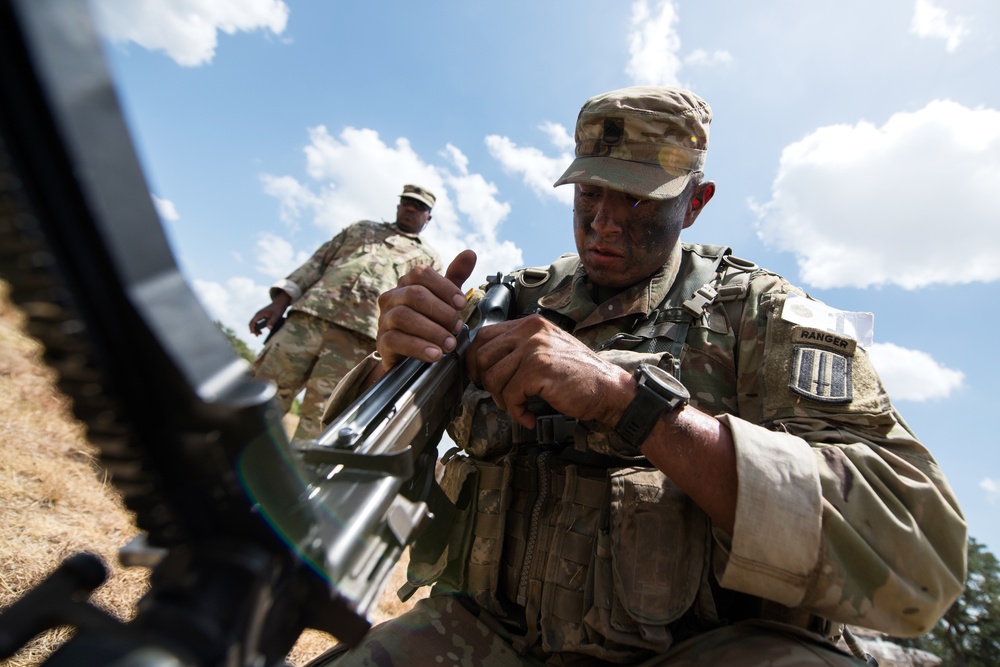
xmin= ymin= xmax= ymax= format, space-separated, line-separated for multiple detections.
xmin=791 ymin=325 xmax=857 ymax=355
xmin=789 ymin=346 xmax=853 ymax=403
xmin=780 ymin=294 xmax=874 ymax=349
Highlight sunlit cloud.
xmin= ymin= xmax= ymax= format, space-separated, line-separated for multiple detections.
xmin=867 ymin=343 xmax=964 ymax=402
xmin=753 ymin=100 xmax=1000 ymax=289
xmin=485 ymin=131 xmax=574 ymax=207
xmin=88 ymin=0 xmax=289 ymax=67
xmin=624 ymin=0 xmax=733 ymax=86
xmin=538 ymin=122 xmax=575 ymax=153
xmin=626 ymin=0 xmax=683 ymax=86
xmin=910 ymin=0 xmax=970 ymax=53
xmin=259 ymin=126 xmax=522 ymax=287
xmin=982 ymin=478 xmax=1000 ymax=505
xmin=684 ymin=49 xmax=734 ymax=67
xmin=485 ymin=1 xmax=732 ymax=211
xmin=152 ymin=194 xmax=179 ymax=221
xmin=192 ymin=276 xmax=270 ymax=351
xmin=254 ymin=232 xmax=310 ymax=279
xmin=442 ymin=146 xmax=518 ymax=268
xmin=260 ymin=174 xmax=321 ymax=231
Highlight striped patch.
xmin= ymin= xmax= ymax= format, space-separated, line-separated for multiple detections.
xmin=789 ymin=346 xmax=853 ymax=403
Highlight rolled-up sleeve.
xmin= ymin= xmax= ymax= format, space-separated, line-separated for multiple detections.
xmin=716 ymin=282 xmax=967 ymax=637
xmin=714 ymin=414 xmax=821 ymax=606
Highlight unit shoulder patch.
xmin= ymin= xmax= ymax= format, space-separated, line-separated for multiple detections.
xmin=789 ymin=345 xmax=853 ymax=403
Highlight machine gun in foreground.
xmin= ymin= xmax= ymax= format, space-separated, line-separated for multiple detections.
xmin=0 ymin=1 xmax=510 ymax=664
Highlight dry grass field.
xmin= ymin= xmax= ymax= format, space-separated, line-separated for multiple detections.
xmin=0 ymin=281 xmax=421 ymax=666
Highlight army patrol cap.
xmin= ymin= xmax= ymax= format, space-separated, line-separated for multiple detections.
xmin=400 ymin=184 xmax=436 ymax=210
xmin=554 ymin=86 xmax=711 ymax=200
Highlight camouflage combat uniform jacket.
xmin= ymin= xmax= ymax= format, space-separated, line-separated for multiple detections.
xmin=326 ymin=243 xmax=966 ymax=663
xmin=271 ymin=220 xmax=442 ymax=340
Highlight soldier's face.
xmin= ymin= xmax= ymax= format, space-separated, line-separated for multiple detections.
xmin=396 ymin=198 xmax=431 ymax=233
xmin=572 ymin=184 xmax=691 ymax=290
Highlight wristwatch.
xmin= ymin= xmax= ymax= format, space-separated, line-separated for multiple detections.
xmin=612 ymin=364 xmax=690 ymax=456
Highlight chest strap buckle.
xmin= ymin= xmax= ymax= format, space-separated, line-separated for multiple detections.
xmin=513 ymin=414 xmax=578 ymax=446
xmin=682 ymin=284 xmax=718 ymax=317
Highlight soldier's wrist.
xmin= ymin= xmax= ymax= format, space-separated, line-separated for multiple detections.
xmin=272 ymin=291 xmax=292 ymax=308
xmin=606 ymin=372 xmax=639 ymax=429
xmin=611 ymin=364 xmax=690 ymax=456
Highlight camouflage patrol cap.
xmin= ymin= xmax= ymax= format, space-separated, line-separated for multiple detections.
xmin=553 ymin=86 xmax=711 ymax=199
xmin=400 ymin=184 xmax=436 ymax=210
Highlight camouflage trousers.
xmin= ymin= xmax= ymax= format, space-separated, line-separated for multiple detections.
xmin=251 ymin=311 xmax=374 ymax=440
xmin=304 ymin=594 xmax=864 ymax=667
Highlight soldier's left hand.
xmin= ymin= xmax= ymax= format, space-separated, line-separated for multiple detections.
xmin=375 ymin=250 xmax=476 ymax=369
xmin=468 ymin=314 xmax=634 ymax=430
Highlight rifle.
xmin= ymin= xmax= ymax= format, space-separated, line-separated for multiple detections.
xmin=0 ymin=0 xmax=512 ymax=664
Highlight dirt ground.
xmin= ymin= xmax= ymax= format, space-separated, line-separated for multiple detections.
xmin=0 ymin=282 xmax=422 ymax=666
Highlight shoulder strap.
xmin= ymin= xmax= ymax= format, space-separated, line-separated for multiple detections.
xmin=629 ymin=246 xmax=757 ymax=378
xmin=681 ymin=252 xmax=758 ymax=320
xmin=510 ymin=253 xmax=580 ymax=322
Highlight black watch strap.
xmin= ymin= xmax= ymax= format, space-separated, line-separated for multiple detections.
xmin=613 ymin=364 xmax=689 ymax=455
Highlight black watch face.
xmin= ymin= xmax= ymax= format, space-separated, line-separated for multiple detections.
xmin=642 ymin=364 xmax=689 ymax=400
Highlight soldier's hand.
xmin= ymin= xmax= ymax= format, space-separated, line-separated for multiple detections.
xmin=375 ymin=250 xmax=477 ymax=369
xmin=248 ymin=292 xmax=291 ymax=335
xmin=468 ymin=314 xmax=634 ymax=430
xmin=249 ymin=305 xmax=279 ymax=336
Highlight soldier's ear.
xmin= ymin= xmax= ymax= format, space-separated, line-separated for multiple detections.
xmin=695 ymin=183 xmax=715 ymax=208
xmin=684 ymin=181 xmax=715 ymax=228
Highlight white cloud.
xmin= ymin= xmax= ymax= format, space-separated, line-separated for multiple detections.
xmin=193 ymin=276 xmax=271 ymax=352
xmin=626 ymin=0 xmax=683 ymax=86
xmin=482 ymin=1 xmax=726 ymax=210
xmin=88 ymin=0 xmax=289 ymax=67
xmin=485 ymin=132 xmax=574 ymax=207
xmin=260 ymin=174 xmax=321 ymax=230
xmin=152 ymin=194 xmax=179 ymax=221
xmin=753 ymin=100 xmax=1000 ymax=289
xmin=259 ymin=126 xmax=522 ymax=288
xmin=910 ymin=0 xmax=970 ymax=53
xmin=254 ymin=232 xmax=310 ymax=279
xmin=623 ymin=1 xmax=732 ymax=87
xmin=538 ymin=122 xmax=576 ymax=153
xmin=442 ymin=144 xmax=470 ymax=174
xmin=684 ymin=49 xmax=733 ymax=67
xmin=261 ymin=126 xmax=429 ymax=236
xmin=867 ymin=343 xmax=964 ymax=402
xmin=982 ymin=478 xmax=1000 ymax=504
xmin=442 ymin=146 xmax=522 ymax=277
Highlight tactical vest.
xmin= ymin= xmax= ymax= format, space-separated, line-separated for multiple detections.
xmin=406 ymin=245 xmax=764 ymax=662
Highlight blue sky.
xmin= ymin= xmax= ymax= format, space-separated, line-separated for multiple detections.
xmin=87 ymin=0 xmax=999 ymax=554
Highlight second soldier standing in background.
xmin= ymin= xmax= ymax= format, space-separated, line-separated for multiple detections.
xmin=248 ymin=184 xmax=442 ymax=440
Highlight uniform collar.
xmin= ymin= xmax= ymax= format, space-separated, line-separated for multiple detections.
xmin=389 ymin=222 xmax=424 ymax=239
xmin=537 ymin=243 xmax=683 ymax=331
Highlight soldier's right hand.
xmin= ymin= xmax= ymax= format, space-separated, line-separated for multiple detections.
xmin=375 ymin=250 xmax=477 ymax=369
xmin=248 ymin=291 xmax=291 ymax=336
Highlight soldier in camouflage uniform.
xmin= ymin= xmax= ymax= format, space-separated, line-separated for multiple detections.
xmin=308 ymin=88 xmax=966 ymax=666
xmin=248 ymin=184 xmax=442 ymax=440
